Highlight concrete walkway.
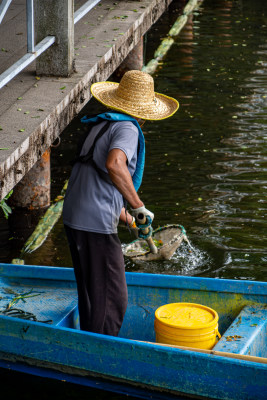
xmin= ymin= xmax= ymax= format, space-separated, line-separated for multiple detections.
xmin=0 ymin=0 xmax=172 ymax=201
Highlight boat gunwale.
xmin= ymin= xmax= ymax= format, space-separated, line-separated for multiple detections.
xmin=1 ymin=263 xmax=266 ymax=296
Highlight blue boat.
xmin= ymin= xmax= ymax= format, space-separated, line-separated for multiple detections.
xmin=0 ymin=263 xmax=266 ymax=400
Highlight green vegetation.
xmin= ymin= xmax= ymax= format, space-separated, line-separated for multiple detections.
xmin=0 ymin=190 xmax=13 ymax=219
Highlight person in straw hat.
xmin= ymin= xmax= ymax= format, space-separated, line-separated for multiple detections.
xmin=63 ymin=70 xmax=179 ymax=335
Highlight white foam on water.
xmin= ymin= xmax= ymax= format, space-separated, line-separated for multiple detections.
xmin=170 ymin=238 xmax=210 ymax=273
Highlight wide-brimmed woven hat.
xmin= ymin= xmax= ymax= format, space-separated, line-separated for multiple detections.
xmin=91 ymin=70 xmax=179 ymax=120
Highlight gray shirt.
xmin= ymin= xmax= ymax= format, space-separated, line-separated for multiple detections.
xmin=63 ymin=121 xmax=138 ymax=234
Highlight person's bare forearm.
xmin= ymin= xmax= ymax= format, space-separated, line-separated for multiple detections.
xmin=120 ymin=207 xmax=134 ymax=224
xmin=106 ymin=149 xmax=143 ymax=209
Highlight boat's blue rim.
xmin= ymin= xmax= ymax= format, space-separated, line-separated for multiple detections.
xmin=0 ymin=263 xmax=266 ymax=295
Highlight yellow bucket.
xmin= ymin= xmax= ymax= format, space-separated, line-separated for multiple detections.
xmin=154 ymin=302 xmax=221 ymax=350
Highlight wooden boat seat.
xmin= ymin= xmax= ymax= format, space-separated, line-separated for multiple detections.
xmin=214 ymin=304 xmax=267 ymax=358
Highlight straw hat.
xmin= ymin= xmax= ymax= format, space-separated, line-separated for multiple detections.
xmin=91 ymin=70 xmax=179 ymax=120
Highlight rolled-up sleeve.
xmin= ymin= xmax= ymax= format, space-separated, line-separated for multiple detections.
xmin=108 ymin=121 xmax=138 ymax=163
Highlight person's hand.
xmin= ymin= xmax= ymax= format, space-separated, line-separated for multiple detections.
xmin=129 ymin=217 xmax=139 ymax=239
xmin=131 ymin=205 xmax=154 ymax=225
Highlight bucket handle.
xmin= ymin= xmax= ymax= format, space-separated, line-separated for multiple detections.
xmin=216 ymin=329 xmax=221 ymax=340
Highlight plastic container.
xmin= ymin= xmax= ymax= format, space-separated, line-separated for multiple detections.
xmin=154 ymin=302 xmax=221 ymax=350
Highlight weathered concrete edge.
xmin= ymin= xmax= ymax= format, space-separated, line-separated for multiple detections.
xmin=0 ymin=0 xmax=172 ymax=201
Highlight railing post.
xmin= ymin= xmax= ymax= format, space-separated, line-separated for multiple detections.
xmin=35 ymin=0 xmax=74 ymax=76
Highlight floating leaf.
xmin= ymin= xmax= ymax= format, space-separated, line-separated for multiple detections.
xmin=60 ymin=86 xmax=66 ymax=90
xmin=31 ymin=116 xmax=40 ymax=119
xmin=1 ymin=48 xmax=8 ymax=52
xmin=38 ymin=108 xmax=44 ymax=111
xmin=0 ymin=148 xmax=9 ymax=150
xmin=17 ymin=108 xmax=22 ymax=111
xmin=35 ymin=76 xmax=40 ymax=80
xmin=88 ymin=37 xmax=94 ymax=39
xmin=17 ymin=97 xmax=23 ymax=100
xmin=19 ymin=129 xmax=25 ymax=132
xmin=24 ymin=111 xmax=30 ymax=114
xmin=0 ymin=126 xmax=2 ymax=130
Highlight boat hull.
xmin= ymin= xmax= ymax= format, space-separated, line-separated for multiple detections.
xmin=0 ymin=264 xmax=266 ymax=400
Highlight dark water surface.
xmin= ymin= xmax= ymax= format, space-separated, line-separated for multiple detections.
xmin=1 ymin=0 xmax=266 ymax=397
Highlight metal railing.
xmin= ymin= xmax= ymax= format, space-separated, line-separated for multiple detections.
xmin=0 ymin=0 xmax=12 ymax=24
xmin=0 ymin=0 xmax=101 ymax=90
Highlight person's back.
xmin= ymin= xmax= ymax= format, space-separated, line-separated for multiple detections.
xmin=63 ymin=120 xmax=138 ymax=234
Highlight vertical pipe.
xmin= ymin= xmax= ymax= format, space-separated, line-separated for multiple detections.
xmin=26 ymin=0 xmax=34 ymax=52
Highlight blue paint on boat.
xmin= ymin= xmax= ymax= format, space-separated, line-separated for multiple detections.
xmin=0 ymin=263 xmax=266 ymax=400
xmin=214 ymin=304 xmax=267 ymax=357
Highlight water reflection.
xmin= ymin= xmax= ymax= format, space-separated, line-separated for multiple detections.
xmin=143 ymin=0 xmax=267 ymax=280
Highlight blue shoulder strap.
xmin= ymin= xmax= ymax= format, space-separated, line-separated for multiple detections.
xmin=81 ymin=112 xmax=145 ymax=192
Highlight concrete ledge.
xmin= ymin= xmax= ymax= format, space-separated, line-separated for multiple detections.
xmin=0 ymin=0 xmax=173 ymax=200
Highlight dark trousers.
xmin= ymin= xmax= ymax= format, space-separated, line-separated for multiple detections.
xmin=64 ymin=225 xmax=128 ymax=336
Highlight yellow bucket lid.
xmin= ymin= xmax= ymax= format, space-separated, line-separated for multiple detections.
xmin=155 ymin=303 xmax=218 ymax=330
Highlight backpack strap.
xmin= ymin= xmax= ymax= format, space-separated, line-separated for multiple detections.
xmin=72 ymin=121 xmax=113 ymax=185
xmin=73 ymin=121 xmax=110 ymax=164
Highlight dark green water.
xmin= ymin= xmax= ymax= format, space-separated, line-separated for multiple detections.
xmin=4 ymin=0 xmax=266 ymax=281
xmin=1 ymin=0 xmax=266 ymax=397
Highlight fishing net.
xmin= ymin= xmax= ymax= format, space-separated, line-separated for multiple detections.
xmin=123 ymin=224 xmax=186 ymax=262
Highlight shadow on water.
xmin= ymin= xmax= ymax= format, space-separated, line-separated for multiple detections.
xmin=0 ymin=0 xmax=266 ymax=396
